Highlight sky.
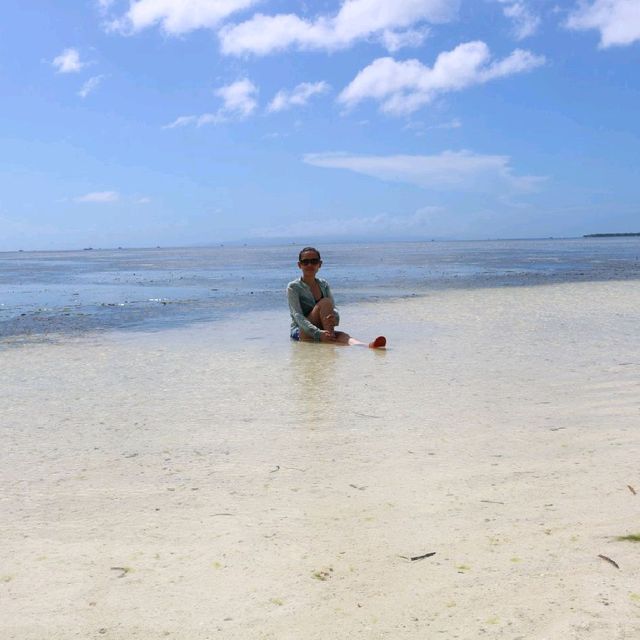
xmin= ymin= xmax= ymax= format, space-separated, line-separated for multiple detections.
xmin=1 ymin=0 xmax=639 ymax=250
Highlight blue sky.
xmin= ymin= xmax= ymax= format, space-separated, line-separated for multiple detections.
xmin=1 ymin=0 xmax=639 ymax=250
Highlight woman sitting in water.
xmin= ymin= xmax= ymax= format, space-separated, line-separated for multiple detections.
xmin=287 ymin=246 xmax=386 ymax=348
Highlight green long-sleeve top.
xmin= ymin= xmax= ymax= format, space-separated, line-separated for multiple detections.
xmin=287 ymin=277 xmax=340 ymax=342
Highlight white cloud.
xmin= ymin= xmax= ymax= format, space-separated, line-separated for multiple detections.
xmin=215 ymin=77 xmax=258 ymax=117
xmin=74 ymin=191 xmax=120 ymax=203
xmin=433 ymin=117 xmax=462 ymax=129
xmin=497 ymin=1 xmax=540 ymax=40
xmin=381 ymin=26 xmax=430 ymax=52
xmin=566 ymin=0 xmax=640 ymax=48
xmin=163 ymin=115 xmax=198 ymax=129
xmin=136 ymin=196 xmax=152 ymax=204
xmin=303 ymin=150 xmax=545 ymax=192
xmin=109 ymin=0 xmax=259 ymax=35
xmin=267 ymin=81 xmax=330 ymax=113
xmin=404 ymin=118 xmax=462 ymax=135
xmin=52 ymin=48 xmax=86 ymax=73
xmin=251 ymin=206 xmax=446 ymax=239
xmin=338 ymin=41 xmax=545 ymax=116
xmin=78 ymin=75 xmax=105 ymax=98
xmin=219 ymin=0 xmax=459 ymax=56
xmin=164 ymin=78 xmax=258 ymax=127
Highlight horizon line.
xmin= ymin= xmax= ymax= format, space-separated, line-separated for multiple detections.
xmin=0 ymin=235 xmax=595 ymax=254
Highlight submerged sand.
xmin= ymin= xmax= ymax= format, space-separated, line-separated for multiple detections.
xmin=1 ymin=280 xmax=640 ymax=639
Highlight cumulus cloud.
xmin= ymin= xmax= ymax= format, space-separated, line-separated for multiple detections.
xmin=74 ymin=191 xmax=120 ymax=203
xmin=219 ymin=0 xmax=458 ymax=56
xmin=215 ymin=77 xmax=258 ymax=117
xmin=267 ymin=81 xmax=330 ymax=113
xmin=497 ymin=1 xmax=541 ymax=39
xmin=303 ymin=150 xmax=545 ymax=192
xmin=52 ymin=48 xmax=86 ymax=73
xmin=108 ymin=0 xmax=259 ymax=35
xmin=164 ymin=78 xmax=258 ymax=128
xmin=338 ymin=41 xmax=545 ymax=116
xmin=566 ymin=0 xmax=640 ymax=47
xmin=381 ymin=26 xmax=431 ymax=52
xmin=78 ymin=75 xmax=105 ymax=98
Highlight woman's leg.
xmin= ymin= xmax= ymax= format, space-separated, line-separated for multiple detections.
xmin=301 ymin=298 xmax=386 ymax=347
xmin=298 ymin=298 xmax=349 ymax=343
xmin=307 ymin=298 xmax=338 ymax=336
xmin=299 ymin=328 xmax=351 ymax=343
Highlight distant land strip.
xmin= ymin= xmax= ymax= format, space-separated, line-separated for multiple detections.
xmin=584 ymin=233 xmax=640 ymax=238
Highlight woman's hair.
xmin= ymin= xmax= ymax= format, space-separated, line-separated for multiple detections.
xmin=298 ymin=246 xmax=321 ymax=261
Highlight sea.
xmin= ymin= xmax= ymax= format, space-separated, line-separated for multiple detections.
xmin=1 ymin=237 xmax=639 ymax=342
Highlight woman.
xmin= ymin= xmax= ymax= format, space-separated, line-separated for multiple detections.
xmin=287 ymin=246 xmax=386 ymax=348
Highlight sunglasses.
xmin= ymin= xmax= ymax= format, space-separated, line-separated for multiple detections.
xmin=299 ymin=258 xmax=321 ymax=265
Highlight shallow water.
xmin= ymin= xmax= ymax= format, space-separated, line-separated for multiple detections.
xmin=2 ymin=281 xmax=640 ymax=638
xmin=1 ymin=237 xmax=639 ymax=342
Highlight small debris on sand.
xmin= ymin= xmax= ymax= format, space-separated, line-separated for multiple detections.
xmin=398 ymin=552 xmax=436 ymax=562
xmin=598 ymin=555 xmax=620 ymax=569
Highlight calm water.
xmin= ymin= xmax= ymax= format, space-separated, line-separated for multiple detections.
xmin=1 ymin=238 xmax=639 ymax=341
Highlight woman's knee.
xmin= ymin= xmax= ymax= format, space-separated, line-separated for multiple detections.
xmin=316 ymin=298 xmax=333 ymax=312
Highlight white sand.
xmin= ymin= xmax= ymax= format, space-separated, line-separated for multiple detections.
xmin=1 ymin=280 xmax=640 ymax=639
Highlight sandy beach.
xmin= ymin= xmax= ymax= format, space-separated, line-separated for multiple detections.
xmin=2 ymin=280 xmax=640 ymax=639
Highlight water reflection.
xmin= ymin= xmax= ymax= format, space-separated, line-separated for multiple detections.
xmin=288 ymin=343 xmax=340 ymax=430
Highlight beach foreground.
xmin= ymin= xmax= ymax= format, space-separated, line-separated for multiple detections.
xmin=1 ymin=280 xmax=639 ymax=639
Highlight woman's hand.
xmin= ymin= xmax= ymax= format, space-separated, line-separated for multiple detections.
xmin=319 ymin=330 xmax=337 ymax=343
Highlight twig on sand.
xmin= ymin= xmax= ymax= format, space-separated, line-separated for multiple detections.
xmin=627 ymin=485 xmax=637 ymax=495
xmin=598 ymin=554 xmax=620 ymax=569
xmin=398 ymin=552 xmax=436 ymax=562
xmin=110 ymin=567 xmax=131 ymax=578
xmin=480 ymin=500 xmax=505 ymax=505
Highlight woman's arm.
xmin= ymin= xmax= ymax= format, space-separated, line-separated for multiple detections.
xmin=287 ymin=284 xmax=322 ymax=341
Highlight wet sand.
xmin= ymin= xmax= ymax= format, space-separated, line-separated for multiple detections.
xmin=1 ymin=280 xmax=640 ymax=639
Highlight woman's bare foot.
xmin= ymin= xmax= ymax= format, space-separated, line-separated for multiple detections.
xmin=369 ymin=336 xmax=386 ymax=349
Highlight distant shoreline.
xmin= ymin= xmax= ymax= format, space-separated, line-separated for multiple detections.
xmin=4 ymin=234 xmax=640 ymax=256
xmin=584 ymin=232 xmax=640 ymax=237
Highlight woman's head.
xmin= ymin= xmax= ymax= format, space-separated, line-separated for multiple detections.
xmin=298 ymin=247 xmax=321 ymax=262
xmin=298 ymin=247 xmax=322 ymax=273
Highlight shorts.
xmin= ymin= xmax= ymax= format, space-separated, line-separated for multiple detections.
xmin=290 ymin=327 xmax=300 ymax=341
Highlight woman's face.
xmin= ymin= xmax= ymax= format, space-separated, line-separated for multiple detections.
xmin=298 ymin=250 xmax=322 ymax=276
